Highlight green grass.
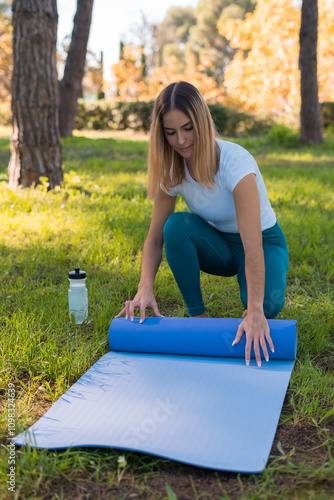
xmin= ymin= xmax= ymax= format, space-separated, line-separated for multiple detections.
xmin=0 ymin=131 xmax=333 ymax=499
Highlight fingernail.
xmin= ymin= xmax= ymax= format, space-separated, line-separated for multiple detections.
xmin=139 ymin=318 xmax=144 ymax=324
xmin=130 ymin=316 xmax=134 ymax=321
xmin=257 ymin=361 xmax=262 ymax=367
xmin=271 ymin=348 xmax=275 ymax=353
xmin=232 ymin=341 xmax=236 ymax=346
xmin=126 ymin=314 xmax=129 ymax=320
xmin=265 ymin=356 xmax=269 ymax=362
xmin=246 ymin=360 xmax=250 ymax=366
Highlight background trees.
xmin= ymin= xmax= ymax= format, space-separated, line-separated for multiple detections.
xmin=7 ymin=0 xmax=95 ymax=190
xmin=111 ymin=46 xmax=225 ymax=104
xmin=111 ymin=0 xmax=258 ymax=104
xmin=217 ymin=0 xmax=302 ymax=114
xmin=0 ymin=1 xmax=12 ymax=102
xmin=217 ymin=0 xmax=334 ymax=116
xmin=185 ymin=0 xmax=255 ymax=84
xmin=152 ymin=6 xmax=196 ymax=72
xmin=58 ymin=0 xmax=94 ymax=137
xmin=3 ymin=0 xmax=334 ymax=179
xmin=299 ymin=0 xmax=323 ymax=143
xmin=149 ymin=1 xmax=256 ymax=85
xmin=8 ymin=0 xmax=62 ymax=190
xmin=110 ymin=0 xmax=333 ymax=136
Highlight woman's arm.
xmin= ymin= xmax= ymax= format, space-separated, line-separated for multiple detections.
xmin=232 ymin=173 xmax=274 ymax=366
xmin=116 ymin=189 xmax=176 ymax=322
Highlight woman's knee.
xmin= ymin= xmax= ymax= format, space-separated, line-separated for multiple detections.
xmin=163 ymin=212 xmax=195 ymax=245
xmin=263 ymin=289 xmax=286 ymax=319
xmin=239 ymin=287 xmax=286 ymax=319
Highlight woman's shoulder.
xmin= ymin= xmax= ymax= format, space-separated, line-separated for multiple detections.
xmin=215 ymin=139 xmax=258 ymax=189
xmin=216 ymin=139 xmax=257 ymax=173
xmin=216 ymin=139 xmax=253 ymax=158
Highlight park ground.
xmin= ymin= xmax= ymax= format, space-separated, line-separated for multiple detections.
xmin=0 ymin=127 xmax=333 ymax=499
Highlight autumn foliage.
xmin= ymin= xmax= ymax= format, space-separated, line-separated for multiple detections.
xmin=0 ymin=16 xmax=12 ymax=102
xmin=111 ymin=0 xmax=334 ymax=117
xmin=217 ymin=0 xmax=334 ymax=114
xmin=1 ymin=0 xmax=334 ymax=120
xmin=112 ymin=46 xmax=225 ymax=104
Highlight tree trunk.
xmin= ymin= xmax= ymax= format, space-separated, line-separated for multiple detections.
xmin=8 ymin=0 xmax=62 ymax=190
xmin=299 ymin=0 xmax=323 ymax=144
xmin=58 ymin=0 xmax=94 ymax=137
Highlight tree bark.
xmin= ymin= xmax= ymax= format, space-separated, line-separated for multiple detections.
xmin=58 ymin=0 xmax=94 ymax=137
xmin=8 ymin=0 xmax=62 ymax=190
xmin=299 ymin=0 xmax=323 ymax=144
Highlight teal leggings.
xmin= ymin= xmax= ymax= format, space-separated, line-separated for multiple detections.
xmin=163 ymin=212 xmax=289 ymax=318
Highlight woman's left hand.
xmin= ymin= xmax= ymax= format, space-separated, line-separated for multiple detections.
xmin=232 ymin=311 xmax=274 ymax=366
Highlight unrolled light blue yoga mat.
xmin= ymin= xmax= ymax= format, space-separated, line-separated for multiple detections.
xmin=14 ymin=317 xmax=297 ymax=473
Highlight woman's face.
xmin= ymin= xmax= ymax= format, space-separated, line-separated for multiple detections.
xmin=162 ymin=109 xmax=194 ymax=165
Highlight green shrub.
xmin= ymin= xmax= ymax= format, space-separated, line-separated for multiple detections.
xmin=324 ymin=124 xmax=334 ymax=136
xmin=0 ymin=101 xmax=11 ymax=126
xmin=321 ymin=101 xmax=334 ymax=129
xmin=265 ymin=124 xmax=300 ymax=147
xmin=75 ymin=100 xmax=154 ymax=132
xmin=8 ymin=99 xmax=334 ymax=140
xmin=209 ymin=105 xmax=272 ymax=136
xmin=74 ymin=100 xmax=272 ymax=137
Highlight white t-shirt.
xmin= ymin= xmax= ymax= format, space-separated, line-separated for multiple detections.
xmin=165 ymin=139 xmax=276 ymax=233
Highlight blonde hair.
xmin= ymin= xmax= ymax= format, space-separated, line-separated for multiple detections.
xmin=147 ymin=81 xmax=219 ymax=200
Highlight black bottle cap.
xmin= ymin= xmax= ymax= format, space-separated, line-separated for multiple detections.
xmin=69 ymin=267 xmax=86 ymax=279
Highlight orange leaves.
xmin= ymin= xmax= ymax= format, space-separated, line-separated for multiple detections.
xmin=318 ymin=0 xmax=334 ymax=102
xmin=111 ymin=46 xmax=147 ymax=101
xmin=218 ymin=0 xmax=334 ymax=115
xmin=218 ymin=0 xmax=301 ymax=114
xmin=0 ymin=16 xmax=13 ymax=101
xmin=111 ymin=47 xmax=225 ymax=103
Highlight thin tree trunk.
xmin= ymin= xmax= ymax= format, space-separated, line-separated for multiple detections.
xmin=8 ymin=0 xmax=62 ymax=190
xmin=58 ymin=0 xmax=94 ymax=137
xmin=299 ymin=0 xmax=323 ymax=144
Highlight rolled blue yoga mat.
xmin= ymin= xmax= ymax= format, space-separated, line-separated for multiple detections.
xmin=110 ymin=317 xmax=297 ymax=359
xmin=14 ymin=317 xmax=297 ymax=473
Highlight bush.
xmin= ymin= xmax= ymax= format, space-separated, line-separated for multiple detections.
xmin=74 ymin=100 xmax=272 ymax=137
xmin=265 ymin=124 xmax=300 ymax=147
xmin=75 ymin=100 xmax=154 ymax=132
xmin=5 ymin=99 xmax=332 ymax=139
xmin=209 ymin=105 xmax=272 ymax=137
xmin=324 ymin=124 xmax=334 ymax=137
xmin=0 ymin=101 xmax=12 ymax=126
xmin=321 ymin=102 xmax=334 ymax=129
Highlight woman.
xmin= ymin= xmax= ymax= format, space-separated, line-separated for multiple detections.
xmin=116 ymin=81 xmax=289 ymax=367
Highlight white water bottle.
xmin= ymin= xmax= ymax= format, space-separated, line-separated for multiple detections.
xmin=68 ymin=267 xmax=88 ymax=324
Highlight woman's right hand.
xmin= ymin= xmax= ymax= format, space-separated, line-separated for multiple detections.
xmin=116 ymin=190 xmax=175 ymax=324
xmin=115 ymin=285 xmax=164 ymax=323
